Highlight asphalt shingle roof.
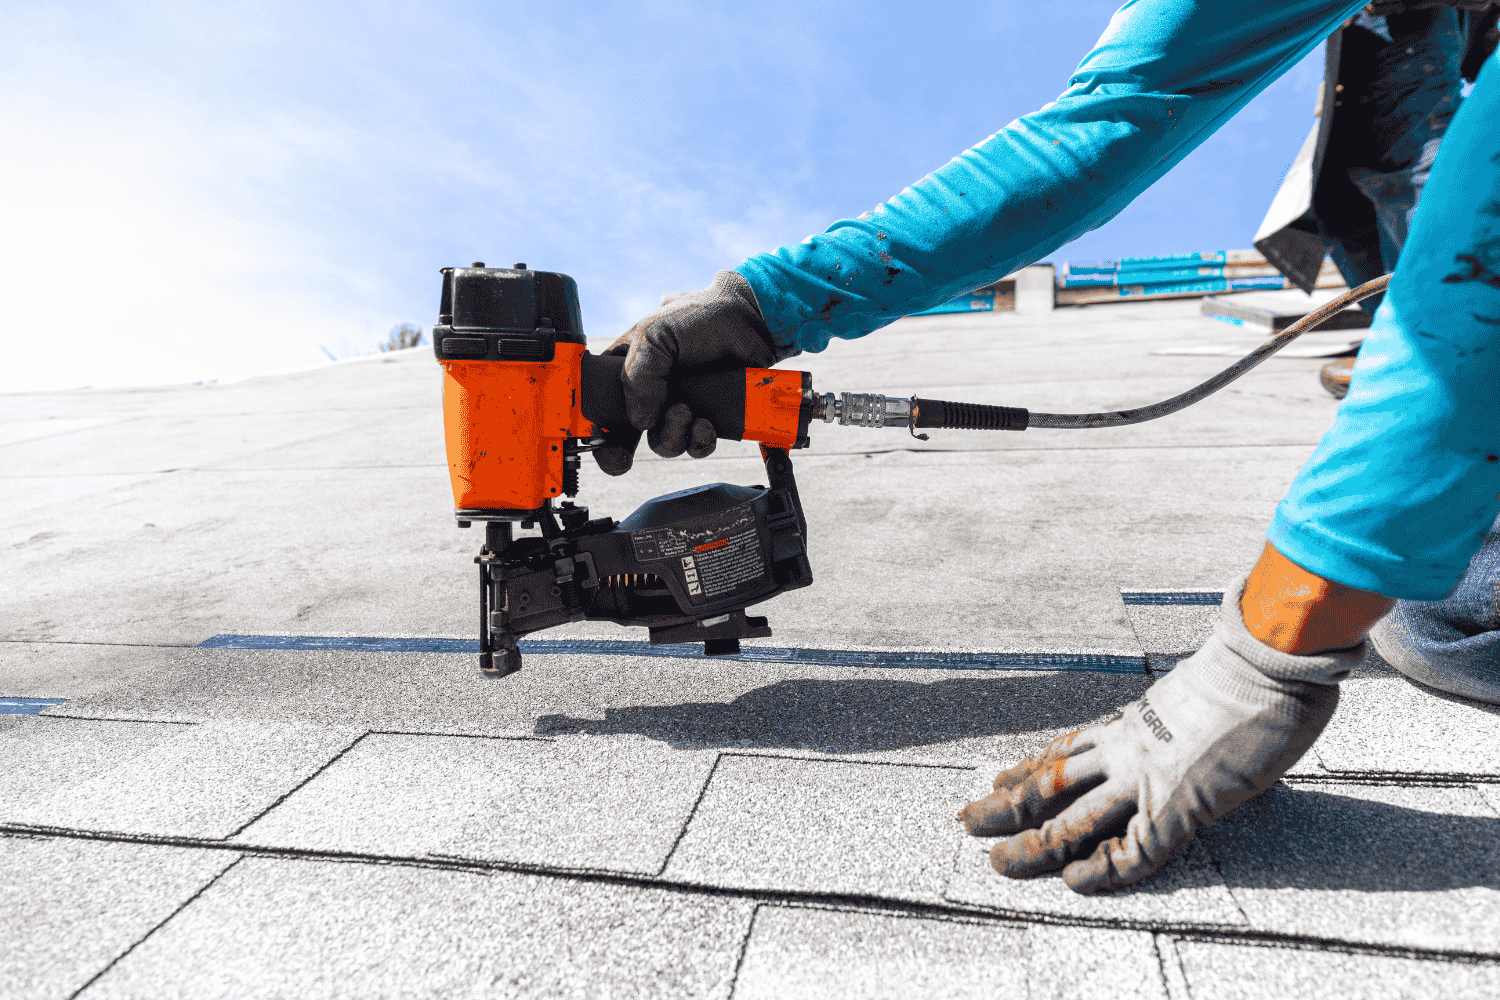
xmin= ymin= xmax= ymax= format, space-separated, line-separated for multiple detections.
xmin=6 ymin=299 xmax=1498 ymax=997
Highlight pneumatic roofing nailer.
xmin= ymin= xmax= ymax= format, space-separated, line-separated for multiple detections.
xmin=435 ymin=263 xmax=1388 ymax=677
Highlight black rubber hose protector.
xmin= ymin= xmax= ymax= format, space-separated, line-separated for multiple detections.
xmin=911 ymin=398 xmax=1030 ymax=431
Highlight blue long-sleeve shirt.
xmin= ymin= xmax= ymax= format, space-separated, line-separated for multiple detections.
xmin=736 ymin=0 xmax=1500 ymax=601
xmin=737 ymin=0 xmax=1367 ymax=357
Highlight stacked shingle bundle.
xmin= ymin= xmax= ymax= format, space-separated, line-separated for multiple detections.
xmin=1056 ymin=250 xmax=1344 ymax=305
xmin=911 ymin=277 xmax=1017 ymax=315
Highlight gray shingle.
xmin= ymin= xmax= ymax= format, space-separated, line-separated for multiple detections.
xmin=46 ymin=646 xmax=544 ymax=735
xmin=0 ymin=717 xmax=191 ymax=822
xmin=731 ymin=906 xmax=1030 ymax=1000
xmin=6 ymin=720 xmax=363 ymax=839
xmin=733 ymin=907 xmax=1168 ymax=1000
xmin=1025 ymin=925 xmax=1168 ymax=1000
xmin=537 ymin=667 xmax=1150 ymax=759
xmin=84 ymin=857 xmax=754 ymax=1000
xmin=662 ymin=754 xmax=973 ymax=900
xmin=1171 ymin=936 xmax=1500 ymax=999
xmin=237 ymin=733 xmax=715 ymax=874
xmin=1203 ymin=782 xmax=1500 ymax=950
xmin=0 ymin=835 xmax=235 ymax=1000
xmin=1124 ymin=605 xmax=1220 ymax=672
xmin=946 ymin=835 xmax=1246 ymax=926
xmin=1315 ymin=660 xmax=1500 ymax=775
xmin=0 ymin=640 xmax=194 ymax=702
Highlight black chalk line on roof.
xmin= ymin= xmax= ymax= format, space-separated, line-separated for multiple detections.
xmin=4 ymin=821 xmax=1499 ymax=967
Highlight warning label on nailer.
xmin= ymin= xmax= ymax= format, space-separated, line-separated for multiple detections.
xmin=684 ymin=527 xmax=763 ymax=598
xmin=629 ymin=502 xmax=766 ymax=601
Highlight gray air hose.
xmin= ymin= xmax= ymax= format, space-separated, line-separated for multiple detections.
xmin=908 ymin=274 xmax=1390 ymax=434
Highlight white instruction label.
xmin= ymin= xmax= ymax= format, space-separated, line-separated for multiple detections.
xmin=628 ymin=502 xmax=767 ymax=603
xmin=689 ymin=526 xmax=764 ymax=598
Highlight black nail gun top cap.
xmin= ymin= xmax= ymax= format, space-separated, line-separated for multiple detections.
xmin=434 ymin=265 xmax=586 ymax=361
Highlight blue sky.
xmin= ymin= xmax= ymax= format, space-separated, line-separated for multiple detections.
xmin=1 ymin=1 xmax=1324 ymax=392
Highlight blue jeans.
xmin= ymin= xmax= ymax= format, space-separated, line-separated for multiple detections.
xmin=1327 ymin=9 xmax=1466 ymax=309
xmin=1372 ymin=515 xmax=1500 ymax=703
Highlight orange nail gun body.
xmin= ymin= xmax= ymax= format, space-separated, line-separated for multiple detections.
xmin=436 ymin=264 xmax=818 ymax=677
xmin=442 ymin=345 xmax=811 ymax=513
xmin=441 ymin=344 xmax=593 ymax=511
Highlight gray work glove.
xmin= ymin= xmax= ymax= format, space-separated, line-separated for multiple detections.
xmin=958 ymin=579 xmax=1361 ymax=894
xmin=593 ymin=270 xmax=778 ymax=476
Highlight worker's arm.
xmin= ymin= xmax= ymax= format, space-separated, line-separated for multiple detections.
xmin=962 ymin=44 xmax=1500 ymax=892
xmin=599 ymin=0 xmax=1367 ymax=471
xmin=738 ymin=0 xmax=1367 ymax=357
xmin=1241 ymin=542 xmax=1395 ymax=653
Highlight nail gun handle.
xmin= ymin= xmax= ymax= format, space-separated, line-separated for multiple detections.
xmin=579 ymin=352 xmax=813 ymax=449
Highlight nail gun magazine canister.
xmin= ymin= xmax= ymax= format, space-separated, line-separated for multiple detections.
xmin=433 ymin=265 xmax=595 ymax=513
